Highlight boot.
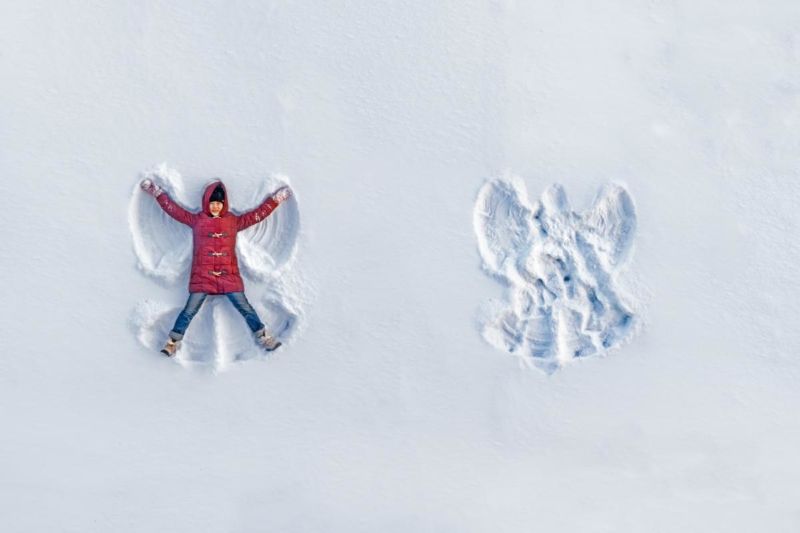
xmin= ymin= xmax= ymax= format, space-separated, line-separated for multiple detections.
xmin=161 ymin=337 xmax=180 ymax=357
xmin=255 ymin=329 xmax=282 ymax=352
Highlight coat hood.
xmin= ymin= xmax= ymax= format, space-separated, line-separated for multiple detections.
xmin=202 ymin=180 xmax=229 ymax=216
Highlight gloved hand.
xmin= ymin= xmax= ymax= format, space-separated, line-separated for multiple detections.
xmin=273 ymin=186 xmax=293 ymax=203
xmin=140 ymin=179 xmax=163 ymax=198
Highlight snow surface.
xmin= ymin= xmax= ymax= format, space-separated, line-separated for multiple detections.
xmin=474 ymin=177 xmax=638 ymax=372
xmin=3 ymin=1 xmax=800 ymax=531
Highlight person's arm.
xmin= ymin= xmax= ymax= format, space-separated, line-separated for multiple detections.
xmin=141 ymin=179 xmax=196 ymax=227
xmin=236 ymin=186 xmax=292 ymax=231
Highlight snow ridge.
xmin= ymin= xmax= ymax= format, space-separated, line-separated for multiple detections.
xmin=235 ymin=177 xmax=300 ymax=281
xmin=128 ymin=164 xmax=302 ymax=371
xmin=474 ymin=177 xmax=638 ymax=373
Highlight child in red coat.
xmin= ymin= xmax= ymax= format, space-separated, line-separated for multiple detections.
xmin=141 ymin=178 xmax=292 ymax=356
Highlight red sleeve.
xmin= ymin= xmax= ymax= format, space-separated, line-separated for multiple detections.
xmin=237 ymin=195 xmax=281 ymax=231
xmin=156 ymin=192 xmax=196 ymax=227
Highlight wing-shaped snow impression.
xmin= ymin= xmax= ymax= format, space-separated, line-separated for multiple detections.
xmin=128 ymin=164 xmax=193 ymax=285
xmin=580 ymin=184 xmax=637 ymax=271
xmin=474 ymin=177 xmax=639 ymax=373
xmin=235 ymin=175 xmax=301 ymax=281
xmin=473 ymin=177 xmax=535 ymax=283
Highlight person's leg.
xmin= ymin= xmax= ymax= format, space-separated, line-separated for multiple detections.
xmin=225 ymin=292 xmax=266 ymax=333
xmin=169 ymin=292 xmax=208 ymax=341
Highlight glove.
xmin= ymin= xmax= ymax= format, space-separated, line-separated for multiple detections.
xmin=273 ymin=186 xmax=292 ymax=203
xmin=140 ymin=179 xmax=163 ymax=198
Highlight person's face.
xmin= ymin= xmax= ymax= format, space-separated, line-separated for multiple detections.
xmin=209 ymin=201 xmax=224 ymax=216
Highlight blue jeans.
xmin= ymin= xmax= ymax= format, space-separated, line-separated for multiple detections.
xmin=169 ymin=292 xmax=265 ymax=341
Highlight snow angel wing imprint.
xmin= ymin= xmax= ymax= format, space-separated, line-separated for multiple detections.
xmin=128 ymin=164 xmax=193 ymax=284
xmin=235 ymin=176 xmax=301 ymax=282
xmin=473 ymin=177 xmax=535 ymax=283
xmin=579 ymin=184 xmax=637 ymax=271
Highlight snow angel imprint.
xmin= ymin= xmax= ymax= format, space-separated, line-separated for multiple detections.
xmin=474 ymin=177 xmax=639 ymax=373
xmin=138 ymin=176 xmax=293 ymax=357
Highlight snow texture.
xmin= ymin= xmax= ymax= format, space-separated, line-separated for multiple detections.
xmin=128 ymin=165 xmax=192 ymax=285
xmin=130 ymin=291 xmax=299 ymax=370
xmin=475 ymin=177 xmax=637 ymax=372
xmin=6 ymin=1 xmax=800 ymax=531
xmin=128 ymin=164 xmax=302 ymax=370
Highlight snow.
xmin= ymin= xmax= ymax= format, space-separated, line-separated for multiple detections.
xmin=474 ymin=178 xmax=638 ymax=372
xmin=129 ymin=165 xmax=193 ymax=284
xmin=3 ymin=0 xmax=800 ymax=531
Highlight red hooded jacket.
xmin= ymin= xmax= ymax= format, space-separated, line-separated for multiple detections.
xmin=156 ymin=181 xmax=282 ymax=294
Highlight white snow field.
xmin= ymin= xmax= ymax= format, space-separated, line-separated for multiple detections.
xmin=3 ymin=1 xmax=800 ymax=531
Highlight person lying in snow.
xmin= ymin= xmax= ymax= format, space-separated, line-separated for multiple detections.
xmin=140 ymin=178 xmax=293 ymax=356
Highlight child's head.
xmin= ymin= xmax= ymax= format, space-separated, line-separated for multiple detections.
xmin=209 ymin=184 xmax=226 ymax=217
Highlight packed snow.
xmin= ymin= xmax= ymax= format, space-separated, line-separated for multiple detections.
xmin=475 ymin=177 xmax=638 ymax=372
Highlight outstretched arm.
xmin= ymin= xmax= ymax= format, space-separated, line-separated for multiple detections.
xmin=236 ymin=186 xmax=292 ymax=231
xmin=141 ymin=179 xmax=196 ymax=227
